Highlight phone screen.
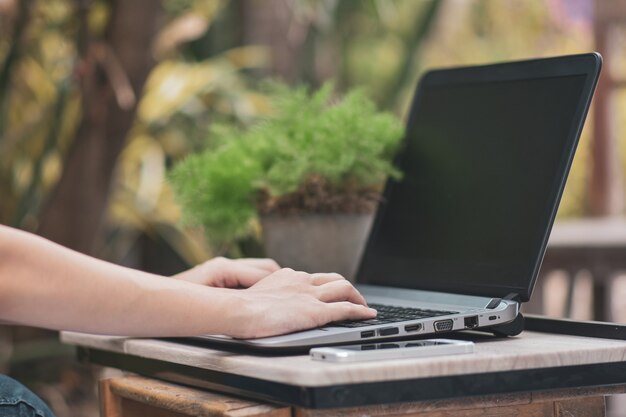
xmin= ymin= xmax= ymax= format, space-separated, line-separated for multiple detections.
xmin=311 ymin=339 xmax=474 ymax=362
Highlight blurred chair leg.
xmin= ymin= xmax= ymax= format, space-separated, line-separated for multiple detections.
xmin=563 ymin=269 xmax=577 ymax=318
xmin=99 ymin=379 xmax=122 ymax=417
xmin=592 ymin=272 xmax=612 ymax=322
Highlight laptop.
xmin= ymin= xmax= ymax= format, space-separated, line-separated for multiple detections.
xmin=196 ymin=53 xmax=601 ymax=350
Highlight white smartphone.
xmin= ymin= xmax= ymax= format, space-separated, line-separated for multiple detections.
xmin=310 ymin=339 xmax=474 ymax=363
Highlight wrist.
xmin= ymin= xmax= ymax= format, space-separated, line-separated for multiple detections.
xmin=201 ymin=287 xmax=253 ymax=338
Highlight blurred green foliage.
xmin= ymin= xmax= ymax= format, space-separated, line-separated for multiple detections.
xmin=0 ymin=0 xmax=620 ymax=265
xmin=0 ymin=0 xmax=80 ymax=228
xmin=169 ymin=83 xmax=404 ymax=245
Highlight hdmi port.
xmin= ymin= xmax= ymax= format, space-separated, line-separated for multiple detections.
xmin=404 ymin=323 xmax=422 ymax=332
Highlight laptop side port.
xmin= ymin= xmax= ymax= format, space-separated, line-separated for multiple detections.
xmin=464 ymin=315 xmax=479 ymax=329
xmin=404 ymin=323 xmax=422 ymax=332
xmin=360 ymin=330 xmax=375 ymax=338
xmin=434 ymin=319 xmax=454 ymax=332
xmin=379 ymin=327 xmax=399 ymax=336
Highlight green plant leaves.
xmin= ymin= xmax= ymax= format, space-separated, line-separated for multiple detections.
xmin=169 ymin=83 xmax=404 ymax=245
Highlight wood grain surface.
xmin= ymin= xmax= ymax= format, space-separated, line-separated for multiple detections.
xmin=62 ymin=330 xmax=626 ymax=387
xmin=100 ymin=375 xmax=290 ymax=417
xmin=100 ymin=375 xmax=611 ymax=417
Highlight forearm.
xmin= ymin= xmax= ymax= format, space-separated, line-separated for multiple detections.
xmin=0 ymin=225 xmax=245 ymax=336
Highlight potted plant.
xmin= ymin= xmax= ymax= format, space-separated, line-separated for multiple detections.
xmin=169 ymin=83 xmax=404 ymax=279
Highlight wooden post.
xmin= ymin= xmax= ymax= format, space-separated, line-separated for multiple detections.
xmin=588 ymin=0 xmax=624 ymax=216
xmin=37 ymin=0 xmax=162 ymax=255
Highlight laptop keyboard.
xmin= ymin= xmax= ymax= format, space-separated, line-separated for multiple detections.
xmin=329 ymin=303 xmax=458 ymax=328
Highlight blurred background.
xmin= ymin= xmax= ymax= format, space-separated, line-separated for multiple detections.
xmin=1 ymin=0 xmax=626 ymax=416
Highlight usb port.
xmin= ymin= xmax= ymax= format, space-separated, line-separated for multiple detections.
xmin=404 ymin=323 xmax=422 ymax=332
xmin=360 ymin=330 xmax=375 ymax=338
xmin=379 ymin=327 xmax=399 ymax=336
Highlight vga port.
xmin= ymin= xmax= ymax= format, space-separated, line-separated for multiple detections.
xmin=434 ymin=319 xmax=453 ymax=332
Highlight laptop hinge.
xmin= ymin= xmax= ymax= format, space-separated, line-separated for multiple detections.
xmin=504 ymin=293 xmax=521 ymax=302
xmin=486 ymin=293 xmax=520 ymax=309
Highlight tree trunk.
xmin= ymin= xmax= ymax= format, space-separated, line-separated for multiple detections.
xmin=241 ymin=0 xmax=319 ymax=85
xmin=37 ymin=0 xmax=162 ymax=255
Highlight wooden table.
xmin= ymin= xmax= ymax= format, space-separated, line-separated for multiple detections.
xmin=62 ymin=330 xmax=626 ymax=416
xmin=100 ymin=374 xmax=617 ymax=417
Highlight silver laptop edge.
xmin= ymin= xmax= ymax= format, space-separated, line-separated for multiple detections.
xmin=198 ymin=286 xmax=518 ymax=348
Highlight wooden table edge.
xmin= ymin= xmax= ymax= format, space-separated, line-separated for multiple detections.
xmin=78 ymin=346 xmax=626 ymax=409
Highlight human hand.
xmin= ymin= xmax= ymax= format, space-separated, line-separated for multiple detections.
xmin=174 ymin=257 xmax=280 ymax=288
xmin=227 ymin=268 xmax=377 ymax=339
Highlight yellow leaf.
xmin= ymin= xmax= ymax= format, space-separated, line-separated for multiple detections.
xmin=154 ymin=12 xmax=209 ymax=59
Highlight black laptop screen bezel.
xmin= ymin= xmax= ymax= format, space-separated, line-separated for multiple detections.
xmin=356 ymin=53 xmax=602 ymax=302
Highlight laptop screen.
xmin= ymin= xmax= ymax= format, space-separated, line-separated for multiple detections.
xmin=358 ymin=55 xmax=600 ymax=301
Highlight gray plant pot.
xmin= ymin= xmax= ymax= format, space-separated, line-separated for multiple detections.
xmin=260 ymin=213 xmax=374 ymax=282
